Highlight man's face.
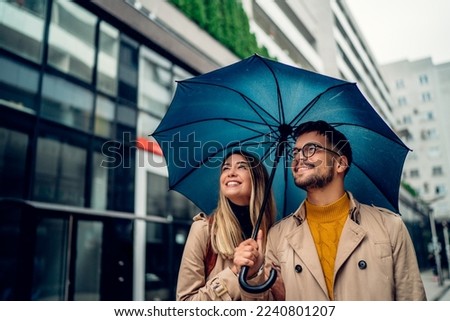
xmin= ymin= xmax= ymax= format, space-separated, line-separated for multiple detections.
xmin=291 ymin=131 xmax=338 ymax=191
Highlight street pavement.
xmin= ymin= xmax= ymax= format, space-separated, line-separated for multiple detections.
xmin=421 ymin=269 xmax=450 ymax=301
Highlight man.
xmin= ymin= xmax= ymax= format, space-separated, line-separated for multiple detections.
xmin=234 ymin=120 xmax=426 ymax=300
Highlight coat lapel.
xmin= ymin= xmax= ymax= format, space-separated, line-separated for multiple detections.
xmin=334 ymin=216 xmax=366 ymax=274
xmin=285 ymin=221 xmax=329 ymax=296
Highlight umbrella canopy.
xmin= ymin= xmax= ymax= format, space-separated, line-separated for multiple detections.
xmin=152 ymin=54 xmax=410 ymax=219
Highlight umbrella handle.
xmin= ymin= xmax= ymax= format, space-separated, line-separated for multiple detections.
xmin=238 ymin=265 xmax=277 ymax=294
xmin=238 ymin=136 xmax=289 ymax=294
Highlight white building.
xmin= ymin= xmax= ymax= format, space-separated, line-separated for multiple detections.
xmin=380 ymin=59 xmax=450 ymax=221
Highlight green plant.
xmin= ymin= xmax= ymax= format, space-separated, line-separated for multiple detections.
xmin=169 ymin=0 xmax=273 ymax=59
xmin=401 ymin=181 xmax=418 ymax=197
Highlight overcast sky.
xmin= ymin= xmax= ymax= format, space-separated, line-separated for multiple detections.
xmin=344 ymin=0 xmax=450 ymax=65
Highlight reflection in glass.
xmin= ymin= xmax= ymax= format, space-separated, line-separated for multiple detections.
xmin=48 ymin=0 xmax=97 ymax=82
xmin=74 ymin=221 xmax=103 ymax=301
xmin=117 ymin=104 xmax=137 ymax=128
xmin=146 ymin=172 xmax=168 ymax=216
xmin=41 ymin=74 xmax=93 ymax=131
xmin=169 ymin=190 xmax=198 ymax=219
xmin=32 ymin=217 xmax=69 ymax=300
xmin=137 ymin=112 xmax=160 ymax=139
xmin=97 ymin=21 xmax=119 ymax=95
xmin=0 ymin=204 xmax=22 ymax=300
xmin=34 ymin=137 xmax=86 ymax=206
xmin=0 ymin=56 xmax=39 ymax=113
xmin=94 ymin=95 xmax=115 ymax=138
xmin=118 ymin=36 xmax=138 ymax=103
xmin=145 ymin=222 xmax=170 ymax=300
xmin=91 ymin=151 xmax=108 ymax=210
xmin=139 ymin=48 xmax=173 ymax=118
xmin=146 ymin=172 xmax=198 ymax=219
xmin=0 ymin=0 xmax=47 ymax=63
xmin=0 ymin=127 xmax=29 ymax=198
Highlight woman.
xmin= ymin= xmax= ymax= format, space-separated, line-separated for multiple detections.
xmin=176 ymin=150 xmax=276 ymax=300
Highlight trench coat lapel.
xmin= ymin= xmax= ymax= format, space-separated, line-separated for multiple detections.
xmin=334 ymin=217 xmax=366 ymax=273
xmin=285 ymin=221 xmax=328 ymax=296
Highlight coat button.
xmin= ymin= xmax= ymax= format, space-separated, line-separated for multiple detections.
xmin=295 ymin=264 xmax=303 ymax=273
xmin=358 ymin=260 xmax=367 ymax=269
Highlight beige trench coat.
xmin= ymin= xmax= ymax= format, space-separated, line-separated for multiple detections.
xmin=242 ymin=192 xmax=427 ymax=301
xmin=176 ymin=213 xmax=241 ymax=300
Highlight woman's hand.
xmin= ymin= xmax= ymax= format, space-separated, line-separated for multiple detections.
xmin=233 ymin=230 xmax=265 ymax=278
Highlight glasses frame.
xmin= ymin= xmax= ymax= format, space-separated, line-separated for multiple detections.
xmin=292 ymin=142 xmax=342 ymax=159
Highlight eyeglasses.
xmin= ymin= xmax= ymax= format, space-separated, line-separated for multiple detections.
xmin=292 ymin=143 xmax=341 ymax=159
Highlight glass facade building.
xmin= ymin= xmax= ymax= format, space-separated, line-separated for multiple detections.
xmin=0 ymin=0 xmax=433 ymax=301
xmin=0 ymin=0 xmax=200 ymax=300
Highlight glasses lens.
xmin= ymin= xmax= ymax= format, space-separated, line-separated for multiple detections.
xmin=303 ymin=143 xmax=316 ymax=158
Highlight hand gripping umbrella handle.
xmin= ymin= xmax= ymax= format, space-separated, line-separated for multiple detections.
xmin=237 ymin=182 xmax=278 ymax=293
xmin=238 ymin=137 xmax=287 ymax=293
xmin=239 ymin=265 xmax=277 ymax=294
xmin=238 ymin=133 xmax=290 ymax=293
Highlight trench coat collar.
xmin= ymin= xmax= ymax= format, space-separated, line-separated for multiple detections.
xmin=286 ymin=191 xmax=366 ymax=295
xmin=291 ymin=191 xmax=362 ymax=225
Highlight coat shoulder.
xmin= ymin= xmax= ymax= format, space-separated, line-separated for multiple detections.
xmin=360 ymin=203 xmax=401 ymax=219
xmin=358 ymin=203 xmax=406 ymax=236
xmin=269 ymin=213 xmax=298 ymax=235
xmin=188 ymin=212 xmax=210 ymax=241
xmin=193 ymin=212 xmax=208 ymax=222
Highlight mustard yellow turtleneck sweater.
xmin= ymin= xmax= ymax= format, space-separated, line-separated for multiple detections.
xmin=305 ymin=193 xmax=350 ymax=300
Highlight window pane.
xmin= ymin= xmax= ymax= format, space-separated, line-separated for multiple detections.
xmin=117 ymin=104 xmax=136 ymax=128
xmin=32 ymin=217 xmax=69 ymax=300
xmin=168 ymin=190 xmax=198 ymax=219
xmin=91 ymin=151 xmax=108 ymax=210
xmin=0 ymin=0 xmax=47 ymax=63
xmin=146 ymin=172 xmax=168 ymax=216
xmin=0 ymin=56 xmax=39 ymax=113
xmin=34 ymin=137 xmax=86 ymax=206
xmin=145 ymin=222 xmax=170 ymax=300
xmin=0 ymin=204 xmax=22 ymax=300
xmin=139 ymin=48 xmax=173 ymax=118
xmin=137 ymin=112 xmax=160 ymax=139
xmin=47 ymin=0 xmax=97 ymax=82
xmin=94 ymin=95 xmax=115 ymax=138
xmin=41 ymin=74 xmax=93 ymax=132
xmin=0 ymin=127 xmax=29 ymax=198
xmin=118 ymin=36 xmax=138 ymax=103
xmin=97 ymin=22 xmax=119 ymax=95
xmin=74 ymin=221 xmax=103 ymax=301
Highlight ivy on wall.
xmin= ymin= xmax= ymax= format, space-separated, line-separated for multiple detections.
xmin=169 ymin=0 xmax=272 ymax=59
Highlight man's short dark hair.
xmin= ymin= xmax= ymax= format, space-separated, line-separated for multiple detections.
xmin=293 ymin=120 xmax=352 ymax=173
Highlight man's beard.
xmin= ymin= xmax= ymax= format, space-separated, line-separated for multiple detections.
xmin=294 ymin=166 xmax=335 ymax=191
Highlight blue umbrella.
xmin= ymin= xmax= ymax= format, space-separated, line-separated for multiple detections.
xmin=152 ymin=54 xmax=410 ymax=292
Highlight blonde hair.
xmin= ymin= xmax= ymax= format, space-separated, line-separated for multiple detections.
xmin=210 ymin=150 xmax=276 ymax=259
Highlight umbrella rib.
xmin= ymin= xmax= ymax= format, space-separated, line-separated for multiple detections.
xmin=289 ymin=83 xmax=351 ymax=127
xmin=153 ymin=117 xmax=276 ymax=136
xmin=259 ymin=56 xmax=286 ymax=125
xmin=181 ymin=80 xmax=280 ymax=125
xmin=168 ymin=131 xmax=280 ymax=190
xmin=331 ymin=122 xmax=410 ymax=149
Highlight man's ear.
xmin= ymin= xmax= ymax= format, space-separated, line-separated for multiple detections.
xmin=336 ymin=156 xmax=349 ymax=173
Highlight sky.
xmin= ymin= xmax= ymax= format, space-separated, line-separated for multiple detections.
xmin=344 ymin=0 xmax=450 ymax=65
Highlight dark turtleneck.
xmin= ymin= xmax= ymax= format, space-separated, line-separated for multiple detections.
xmin=228 ymin=200 xmax=253 ymax=239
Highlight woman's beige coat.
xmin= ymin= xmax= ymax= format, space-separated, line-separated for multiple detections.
xmin=242 ymin=192 xmax=427 ymax=301
xmin=176 ymin=213 xmax=241 ymax=300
